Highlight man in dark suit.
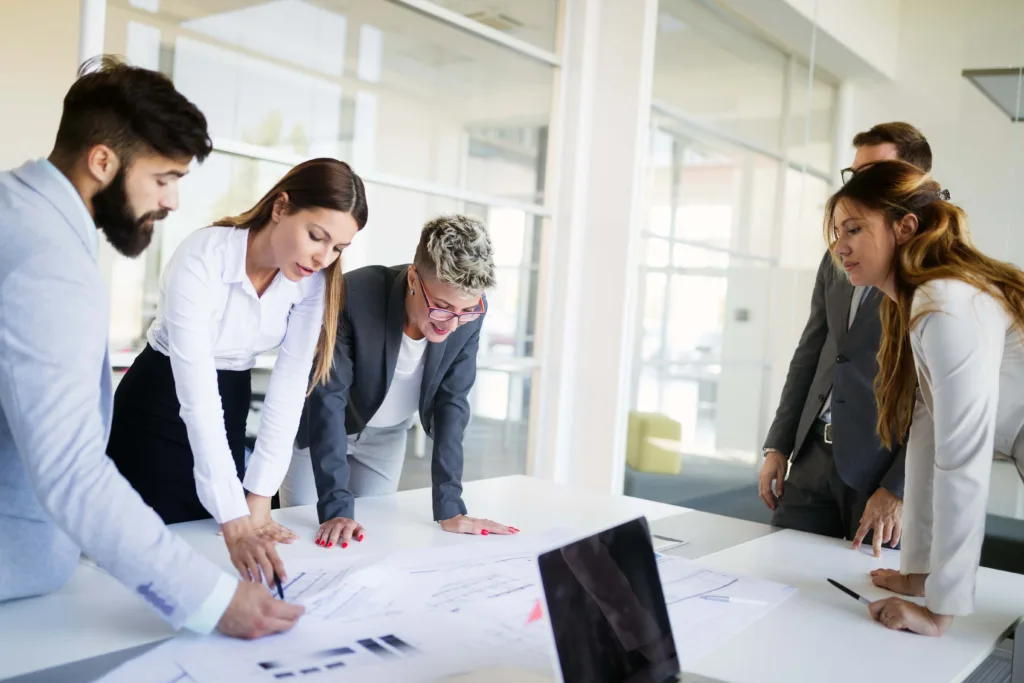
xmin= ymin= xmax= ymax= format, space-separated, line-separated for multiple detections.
xmin=759 ymin=123 xmax=933 ymax=556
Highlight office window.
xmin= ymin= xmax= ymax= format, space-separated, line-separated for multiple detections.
xmin=646 ymin=117 xmax=782 ymax=260
xmin=634 ymin=244 xmax=772 ymax=458
xmin=104 ymin=0 xmax=557 ymax=486
xmin=653 ymin=0 xmax=787 ymax=154
xmin=788 ymin=63 xmax=837 ymax=174
xmin=429 ymin=0 xmax=560 ymax=52
xmin=780 ymin=169 xmax=831 ymax=270
xmin=108 ymin=1 xmax=552 ymax=205
xmin=634 ymin=0 xmax=836 ymax=480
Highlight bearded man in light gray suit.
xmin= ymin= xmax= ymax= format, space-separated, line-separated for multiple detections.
xmin=0 ymin=57 xmax=302 ymax=638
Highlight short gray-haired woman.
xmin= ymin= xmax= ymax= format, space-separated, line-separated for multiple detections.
xmin=283 ymin=215 xmax=518 ymax=546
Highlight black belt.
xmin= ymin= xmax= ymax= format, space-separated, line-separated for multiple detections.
xmin=811 ymin=418 xmax=833 ymax=445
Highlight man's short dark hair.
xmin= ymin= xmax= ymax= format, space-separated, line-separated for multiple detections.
xmin=851 ymin=122 xmax=932 ymax=172
xmin=53 ymin=55 xmax=212 ymax=165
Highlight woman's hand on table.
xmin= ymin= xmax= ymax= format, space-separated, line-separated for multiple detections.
xmin=221 ymin=516 xmax=288 ymax=588
xmin=315 ymin=517 xmax=365 ymax=549
xmin=869 ymin=597 xmax=952 ymax=636
xmin=246 ymin=493 xmax=298 ymax=544
xmin=439 ymin=514 xmax=519 ymax=536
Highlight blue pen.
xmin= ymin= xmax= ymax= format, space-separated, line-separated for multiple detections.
xmin=274 ymin=574 xmax=284 ymax=600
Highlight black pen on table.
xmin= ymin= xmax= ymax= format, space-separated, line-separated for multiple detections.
xmin=827 ymin=578 xmax=871 ymax=606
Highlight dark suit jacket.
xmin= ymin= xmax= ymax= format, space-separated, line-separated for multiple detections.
xmin=296 ymin=264 xmax=482 ymax=523
xmin=763 ymin=251 xmax=905 ymax=497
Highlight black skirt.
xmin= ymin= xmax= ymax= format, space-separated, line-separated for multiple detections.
xmin=107 ymin=344 xmax=252 ymax=524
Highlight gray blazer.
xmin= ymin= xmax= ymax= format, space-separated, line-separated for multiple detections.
xmin=764 ymin=251 xmax=906 ymax=496
xmin=297 ymin=264 xmax=483 ymax=523
xmin=0 ymin=160 xmax=222 ymax=626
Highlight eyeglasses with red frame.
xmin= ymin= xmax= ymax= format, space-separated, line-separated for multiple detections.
xmin=416 ymin=271 xmax=485 ymax=324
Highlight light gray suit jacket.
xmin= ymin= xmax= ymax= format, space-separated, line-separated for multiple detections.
xmin=0 ymin=160 xmax=222 ymax=627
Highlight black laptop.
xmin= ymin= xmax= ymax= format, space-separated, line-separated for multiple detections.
xmin=537 ymin=517 xmax=726 ymax=683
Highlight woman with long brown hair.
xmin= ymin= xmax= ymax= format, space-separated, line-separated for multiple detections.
xmin=825 ymin=159 xmax=1024 ymax=636
xmin=107 ymin=158 xmax=367 ymax=596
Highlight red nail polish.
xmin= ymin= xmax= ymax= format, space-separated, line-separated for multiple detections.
xmin=327 ymin=542 xmax=334 ymax=548
xmin=358 ymin=534 xmax=364 ymax=542
xmin=481 ymin=530 xmax=489 ymax=536
xmin=342 ymin=542 xmax=349 ymax=549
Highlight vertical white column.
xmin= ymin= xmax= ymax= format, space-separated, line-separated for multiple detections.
xmin=79 ymin=0 xmax=107 ymax=64
xmin=530 ymin=0 xmax=659 ymax=494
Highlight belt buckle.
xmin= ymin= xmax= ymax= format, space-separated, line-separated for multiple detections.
xmin=823 ymin=423 xmax=833 ymax=445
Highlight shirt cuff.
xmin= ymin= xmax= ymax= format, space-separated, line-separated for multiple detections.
xmin=182 ymin=572 xmax=238 ymax=634
xmin=243 ymin=447 xmax=287 ymax=498
xmin=195 ymin=474 xmax=249 ymax=524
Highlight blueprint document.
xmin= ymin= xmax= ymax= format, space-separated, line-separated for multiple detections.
xmin=98 ymin=528 xmax=794 ymax=682
xmin=262 ymin=531 xmax=794 ymax=670
xmin=280 ymin=530 xmax=573 ymax=625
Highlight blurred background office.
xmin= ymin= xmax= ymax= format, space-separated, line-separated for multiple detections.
xmin=2 ymin=0 xmax=1023 ymax=557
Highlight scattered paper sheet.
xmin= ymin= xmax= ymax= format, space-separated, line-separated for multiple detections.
xmin=655 ymin=554 xmax=797 ymax=665
xmin=276 ymin=555 xmax=406 ymax=622
xmin=94 ymin=639 xmax=192 ymax=683
xmin=175 ymin=613 xmax=513 ymax=683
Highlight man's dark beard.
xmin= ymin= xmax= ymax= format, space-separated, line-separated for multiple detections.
xmin=93 ymin=168 xmax=168 ymax=258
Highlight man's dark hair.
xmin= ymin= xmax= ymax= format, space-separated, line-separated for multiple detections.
xmin=53 ymin=55 xmax=212 ymax=165
xmin=851 ymin=122 xmax=932 ymax=172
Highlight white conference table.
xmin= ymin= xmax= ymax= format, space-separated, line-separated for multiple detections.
xmin=2 ymin=474 xmax=1024 ymax=683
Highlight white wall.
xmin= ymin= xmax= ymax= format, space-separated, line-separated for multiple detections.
xmin=0 ymin=1 xmax=81 ymax=170
xmin=780 ymin=0 xmax=901 ymax=79
xmin=841 ymin=0 xmax=1024 ymax=265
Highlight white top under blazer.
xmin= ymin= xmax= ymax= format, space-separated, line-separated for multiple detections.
xmin=902 ymin=278 xmax=1024 ymax=615
xmin=147 ymin=226 xmax=325 ymax=524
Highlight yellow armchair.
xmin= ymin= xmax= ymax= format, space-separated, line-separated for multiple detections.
xmin=626 ymin=412 xmax=682 ymax=475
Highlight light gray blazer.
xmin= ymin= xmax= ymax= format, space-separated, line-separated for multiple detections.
xmin=0 ymin=160 xmax=221 ymax=628
xmin=902 ymin=279 xmax=1024 ymax=616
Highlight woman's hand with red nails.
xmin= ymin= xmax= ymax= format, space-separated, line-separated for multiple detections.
xmin=314 ymin=517 xmax=365 ymax=549
xmin=439 ymin=514 xmax=517 ymax=536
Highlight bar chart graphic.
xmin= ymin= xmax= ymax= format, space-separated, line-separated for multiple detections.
xmin=254 ymin=634 xmax=419 ymax=679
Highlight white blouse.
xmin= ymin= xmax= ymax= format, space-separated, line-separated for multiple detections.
xmin=147 ymin=226 xmax=325 ymax=524
xmin=902 ymin=278 xmax=1024 ymax=616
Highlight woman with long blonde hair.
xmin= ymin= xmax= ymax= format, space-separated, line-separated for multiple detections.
xmin=108 ymin=158 xmax=367 ymax=593
xmin=825 ymin=159 xmax=1024 ymax=636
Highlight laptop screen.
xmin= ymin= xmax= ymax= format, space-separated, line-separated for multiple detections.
xmin=538 ymin=517 xmax=680 ymax=683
